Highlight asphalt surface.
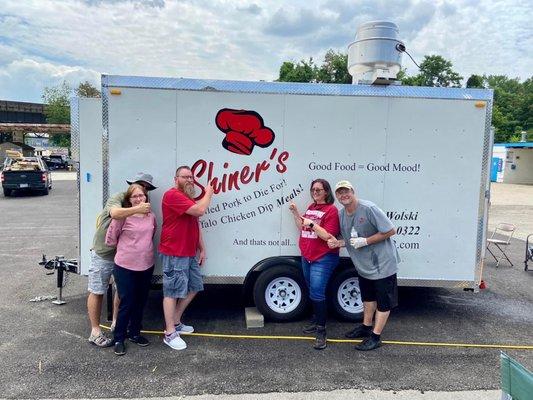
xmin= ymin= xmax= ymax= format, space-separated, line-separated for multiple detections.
xmin=0 ymin=180 xmax=532 ymax=399
xmin=488 ymin=182 xmax=533 ymax=240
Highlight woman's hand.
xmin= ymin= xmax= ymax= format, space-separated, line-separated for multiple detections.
xmin=289 ymin=202 xmax=299 ymax=214
xmin=302 ymin=217 xmax=314 ymax=227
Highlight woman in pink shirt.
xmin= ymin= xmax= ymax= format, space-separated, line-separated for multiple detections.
xmin=105 ymin=183 xmax=157 ymax=356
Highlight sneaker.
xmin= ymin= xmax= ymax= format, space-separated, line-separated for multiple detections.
xmin=344 ymin=325 xmax=372 ymax=339
xmin=88 ymin=332 xmax=113 ymax=348
xmin=129 ymin=335 xmax=150 ymax=347
xmin=164 ymin=331 xmax=187 ymax=350
xmin=174 ymin=322 xmax=194 ymax=334
xmin=355 ymin=335 xmax=382 ymax=351
xmin=302 ymin=323 xmax=317 ymax=334
xmin=114 ymin=341 xmax=126 ymax=356
xmin=313 ymin=326 xmax=327 ymax=350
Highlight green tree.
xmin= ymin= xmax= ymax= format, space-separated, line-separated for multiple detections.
xmin=76 ymin=81 xmax=101 ymax=98
xmin=485 ymin=75 xmax=530 ymax=142
xmin=42 ymin=81 xmax=71 ymax=148
xmin=49 ymin=134 xmax=71 ymax=147
xmin=466 ymin=74 xmax=484 ymax=88
xmin=278 ymin=58 xmax=317 ymax=83
xmin=42 ymin=81 xmax=71 ymax=124
xmin=518 ymin=77 xmax=533 ymax=137
xmin=316 ymin=50 xmax=351 ymax=83
xmin=401 ymin=55 xmax=463 ymax=87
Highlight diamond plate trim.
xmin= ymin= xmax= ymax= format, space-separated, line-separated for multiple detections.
xmin=398 ymin=278 xmax=475 ymax=289
xmin=101 ymin=88 xmax=109 ymax=206
xmin=150 ymin=275 xmax=245 ymax=285
xmin=70 ymin=98 xmax=82 ymax=273
xmin=203 ymin=276 xmax=245 ymax=284
xmin=475 ymin=100 xmax=494 ymax=285
xmin=150 ymin=273 xmax=474 ymax=288
xmin=102 ymin=75 xmax=493 ymax=101
xmin=70 ymin=98 xmax=80 ymax=162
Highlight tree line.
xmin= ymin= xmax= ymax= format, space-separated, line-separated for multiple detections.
xmin=278 ymin=50 xmax=532 ymax=143
xmin=42 ymin=53 xmax=531 ymax=145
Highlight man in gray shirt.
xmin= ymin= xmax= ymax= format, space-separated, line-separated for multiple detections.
xmin=328 ymin=180 xmax=400 ymax=351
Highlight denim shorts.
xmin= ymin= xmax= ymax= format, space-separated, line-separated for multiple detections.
xmin=161 ymin=254 xmax=204 ymax=298
xmin=88 ymin=251 xmax=115 ymax=295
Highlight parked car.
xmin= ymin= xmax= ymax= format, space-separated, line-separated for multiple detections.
xmin=43 ymin=155 xmax=69 ymax=170
xmin=1 ymin=156 xmax=52 ymax=196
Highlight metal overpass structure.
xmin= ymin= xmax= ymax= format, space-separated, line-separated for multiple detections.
xmin=0 ymin=100 xmax=70 ymax=143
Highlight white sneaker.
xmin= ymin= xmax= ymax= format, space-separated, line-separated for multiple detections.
xmin=175 ymin=322 xmax=194 ymax=334
xmin=163 ymin=331 xmax=187 ymax=350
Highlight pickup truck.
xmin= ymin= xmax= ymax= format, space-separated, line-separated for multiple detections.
xmin=1 ymin=156 xmax=52 ymax=196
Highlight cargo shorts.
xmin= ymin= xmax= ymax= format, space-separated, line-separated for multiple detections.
xmin=88 ymin=251 xmax=115 ymax=295
xmin=161 ymin=254 xmax=204 ymax=298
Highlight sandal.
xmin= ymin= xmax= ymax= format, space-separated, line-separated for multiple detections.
xmin=88 ymin=332 xmax=113 ymax=348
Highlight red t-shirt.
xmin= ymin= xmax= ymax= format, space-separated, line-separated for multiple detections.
xmin=159 ymin=188 xmax=199 ymax=257
xmin=299 ymin=203 xmax=340 ymax=262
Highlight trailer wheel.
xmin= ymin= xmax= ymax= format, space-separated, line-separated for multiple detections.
xmin=3 ymin=188 xmax=12 ymax=197
xmin=329 ymin=269 xmax=364 ymax=321
xmin=253 ymin=265 xmax=308 ymax=321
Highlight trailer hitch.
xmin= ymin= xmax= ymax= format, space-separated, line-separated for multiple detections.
xmin=39 ymin=255 xmax=78 ymax=305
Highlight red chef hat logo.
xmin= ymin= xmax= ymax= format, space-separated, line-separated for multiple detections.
xmin=215 ymin=108 xmax=275 ymax=155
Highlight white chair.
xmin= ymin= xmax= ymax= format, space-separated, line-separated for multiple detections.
xmin=486 ymin=223 xmax=516 ymax=267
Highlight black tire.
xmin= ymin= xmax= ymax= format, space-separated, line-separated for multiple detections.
xmin=41 ymin=186 xmax=49 ymax=195
xmin=3 ymin=188 xmax=12 ymax=197
xmin=253 ymin=265 xmax=309 ymax=321
xmin=328 ymin=268 xmax=364 ymax=322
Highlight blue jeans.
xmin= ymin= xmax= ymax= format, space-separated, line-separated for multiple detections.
xmin=301 ymin=253 xmax=339 ymax=302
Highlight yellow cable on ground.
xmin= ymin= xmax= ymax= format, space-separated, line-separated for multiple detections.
xmin=100 ymin=325 xmax=533 ymax=350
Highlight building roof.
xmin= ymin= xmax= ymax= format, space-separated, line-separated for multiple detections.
xmin=494 ymin=142 xmax=533 ymax=148
xmin=10 ymin=141 xmax=35 ymax=150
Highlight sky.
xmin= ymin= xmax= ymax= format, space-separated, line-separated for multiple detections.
xmin=0 ymin=0 xmax=531 ymax=103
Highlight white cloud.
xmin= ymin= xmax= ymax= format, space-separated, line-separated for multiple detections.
xmin=0 ymin=0 xmax=531 ymax=102
xmin=0 ymin=58 xmax=99 ymax=102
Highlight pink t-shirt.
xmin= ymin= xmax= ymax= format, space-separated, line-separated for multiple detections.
xmin=105 ymin=212 xmax=157 ymax=271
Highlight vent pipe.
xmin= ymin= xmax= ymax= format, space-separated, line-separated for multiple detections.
xmin=347 ymin=21 xmax=404 ymax=85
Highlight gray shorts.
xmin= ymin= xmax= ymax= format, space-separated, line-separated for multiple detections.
xmin=88 ymin=251 xmax=115 ymax=295
xmin=161 ymin=254 xmax=204 ymax=298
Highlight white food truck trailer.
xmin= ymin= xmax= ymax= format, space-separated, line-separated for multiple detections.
xmin=70 ymin=22 xmax=494 ymax=321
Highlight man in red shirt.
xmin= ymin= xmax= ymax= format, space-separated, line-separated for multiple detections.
xmin=159 ymin=166 xmax=214 ymax=350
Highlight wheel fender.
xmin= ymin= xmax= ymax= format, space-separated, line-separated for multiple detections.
xmin=242 ymin=256 xmax=301 ymax=304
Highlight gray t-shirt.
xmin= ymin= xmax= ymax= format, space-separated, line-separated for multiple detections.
xmin=339 ymin=199 xmax=400 ymax=280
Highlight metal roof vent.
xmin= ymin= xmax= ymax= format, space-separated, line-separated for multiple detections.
xmin=347 ymin=21 xmax=404 ymax=85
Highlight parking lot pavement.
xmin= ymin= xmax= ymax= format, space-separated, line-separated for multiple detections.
xmin=51 ymin=170 xmax=77 ymax=181
xmin=0 ymin=181 xmax=532 ymax=399
xmin=488 ymin=182 xmax=533 ymax=240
